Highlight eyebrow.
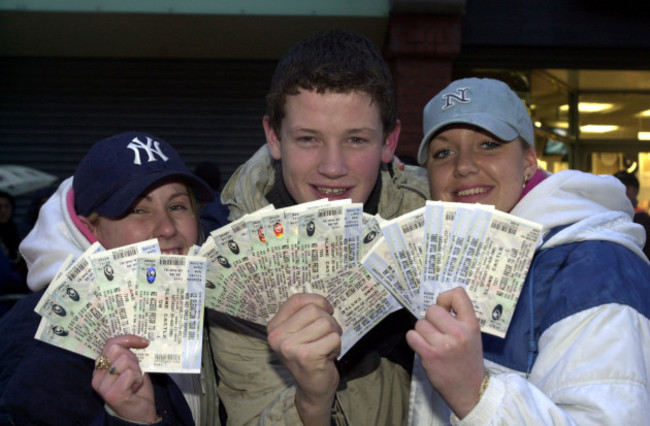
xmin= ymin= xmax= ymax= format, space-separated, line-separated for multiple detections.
xmin=431 ymin=134 xmax=452 ymax=143
xmin=133 ymin=190 xmax=191 ymax=204
xmin=288 ymin=126 xmax=377 ymax=134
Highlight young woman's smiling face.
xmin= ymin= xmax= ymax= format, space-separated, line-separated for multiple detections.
xmin=425 ymin=125 xmax=537 ymax=213
xmin=83 ymin=180 xmax=198 ymax=254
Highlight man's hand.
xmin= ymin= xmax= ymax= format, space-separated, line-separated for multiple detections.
xmin=92 ymin=335 xmax=157 ymax=423
xmin=406 ymin=287 xmax=486 ymax=419
xmin=267 ymin=293 xmax=342 ymax=426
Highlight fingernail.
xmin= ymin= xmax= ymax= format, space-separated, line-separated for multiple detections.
xmin=142 ymin=337 xmax=150 ymax=344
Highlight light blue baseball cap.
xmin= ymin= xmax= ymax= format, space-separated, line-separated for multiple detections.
xmin=417 ymin=77 xmax=534 ymax=165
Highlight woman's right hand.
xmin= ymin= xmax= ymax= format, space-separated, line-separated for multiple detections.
xmin=92 ymin=335 xmax=158 ymax=423
xmin=406 ymin=287 xmax=486 ymax=419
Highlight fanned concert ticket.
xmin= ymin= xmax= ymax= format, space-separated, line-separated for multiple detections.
xmin=33 ymin=198 xmax=542 ymax=365
xmin=34 ymin=239 xmax=207 ymax=373
xmin=200 ymin=199 xmax=542 ymax=354
xmin=361 ymin=201 xmax=542 ymax=338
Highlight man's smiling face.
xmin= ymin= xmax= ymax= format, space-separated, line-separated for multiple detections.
xmin=265 ymin=89 xmax=398 ymax=204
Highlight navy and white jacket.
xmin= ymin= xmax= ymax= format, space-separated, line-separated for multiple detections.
xmin=409 ymin=169 xmax=650 ymax=425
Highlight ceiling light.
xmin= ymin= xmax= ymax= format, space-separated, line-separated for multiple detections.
xmin=580 ymin=125 xmax=619 ymax=133
xmin=637 ymin=109 xmax=650 ymax=117
xmin=559 ymin=103 xmax=614 ymax=113
xmin=639 ymin=132 xmax=650 ymax=140
xmin=626 ymin=162 xmax=638 ymax=173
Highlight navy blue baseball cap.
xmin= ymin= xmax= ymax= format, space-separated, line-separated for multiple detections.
xmin=73 ymin=131 xmax=215 ymax=217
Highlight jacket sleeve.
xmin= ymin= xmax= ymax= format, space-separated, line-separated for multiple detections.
xmin=208 ymin=314 xmax=307 ymax=425
xmin=91 ymin=373 xmax=195 ymax=426
xmin=454 ymin=304 xmax=650 ymax=425
xmin=210 ymin=309 xmax=413 ymax=425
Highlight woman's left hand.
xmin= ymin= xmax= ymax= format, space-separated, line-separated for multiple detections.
xmin=92 ymin=335 xmax=158 ymax=423
xmin=406 ymin=287 xmax=486 ymax=419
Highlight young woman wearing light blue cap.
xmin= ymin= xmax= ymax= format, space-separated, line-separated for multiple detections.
xmin=409 ymin=78 xmax=650 ymax=424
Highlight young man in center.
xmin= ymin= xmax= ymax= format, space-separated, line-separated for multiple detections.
xmin=208 ymin=30 xmax=430 ymax=424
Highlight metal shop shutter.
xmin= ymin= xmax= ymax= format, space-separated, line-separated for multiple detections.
xmin=0 ymin=57 xmax=275 ymax=221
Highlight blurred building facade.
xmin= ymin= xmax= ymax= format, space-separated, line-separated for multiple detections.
xmin=1 ymin=0 xmax=649 ymax=206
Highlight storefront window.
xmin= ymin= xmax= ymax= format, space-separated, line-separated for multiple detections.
xmin=455 ymin=69 xmax=650 ymax=213
xmin=529 ymin=71 xmax=574 ymax=173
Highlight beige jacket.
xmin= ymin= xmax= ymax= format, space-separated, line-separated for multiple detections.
xmin=210 ymin=145 xmax=430 ymax=425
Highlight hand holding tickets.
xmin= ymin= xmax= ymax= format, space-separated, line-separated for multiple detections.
xmin=34 ymin=198 xmax=542 ymax=366
xmin=200 ymin=198 xmax=541 ymax=355
xmin=34 ymin=239 xmax=207 ymax=373
xmin=199 ymin=199 xmax=402 ymax=356
xmin=361 ymin=201 xmax=542 ymax=338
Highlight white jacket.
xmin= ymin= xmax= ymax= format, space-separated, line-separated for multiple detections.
xmin=19 ymin=177 xmax=93 ymax=291
xmin=409 ymin=170 xmax=650 ymax=425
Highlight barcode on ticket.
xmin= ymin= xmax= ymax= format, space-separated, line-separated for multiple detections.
xmin=154 ymin=353 xmax=182 ymax=366
xmin=401 ymin=216 xmax=424 ymax=234
xmin=319 ymin=207 xmax=342 ymax=217
xmin=112 ymin=247 xmax=138 ymax=260
xmin=159 ymin=257 xmax=187 ymax=266
xmin=490 ymin=220 xmax=518 ymax=235
xmin=66 ymin=258 xmax=89 ymax=280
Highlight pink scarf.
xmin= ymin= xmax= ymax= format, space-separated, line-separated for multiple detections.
xmin=520 ymin=169 xmax=548 ymax=200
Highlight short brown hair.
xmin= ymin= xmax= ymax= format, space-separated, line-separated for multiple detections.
xmin=265 ymin=30 xmax=397 ymax=137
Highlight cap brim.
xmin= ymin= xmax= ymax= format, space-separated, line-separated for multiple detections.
xmin=417 ymin=113 xmax=520 ymax=165
xmin=94 ymin=170 xmax=215 ymax=218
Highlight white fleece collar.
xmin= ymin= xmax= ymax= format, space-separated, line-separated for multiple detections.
xmin=511 ymin=169 xmax=647 ymax=262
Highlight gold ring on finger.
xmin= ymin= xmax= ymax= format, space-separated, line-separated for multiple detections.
xmin=95 ymin=353 xmax=111 ymax=371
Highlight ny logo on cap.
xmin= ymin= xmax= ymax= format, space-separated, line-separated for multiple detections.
xmin=127 ymin=136 xmax=169 ymax=165
xmin=441 ymin=87 xmax=470 ymax=110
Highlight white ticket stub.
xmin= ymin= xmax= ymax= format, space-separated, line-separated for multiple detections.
xmin=199 ymin=236 xmax=260 ymax=323
xmin=358 ymin=200 xmax=542 ymax=337
xmin=201 ymin=200 xmax=404 ymax=352
xmin=462 ymin=209 xmax=541 ymax=337
xmin=132 ymin=254 xmax=206 ymax=373
xmin=379 ymin=207 xmax=426 ymax=315
xmin=302 ymin=265 xmax=401 ymax=357
xmin=34 ymin=241 xmax=209 ymax=373
xmin=417 ymin=202 xmax=541 ymax=336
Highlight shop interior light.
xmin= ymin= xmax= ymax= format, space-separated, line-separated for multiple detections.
xmin=626 ymin=161 xmax=638 ymax=173
xmin=559 ymin=103 xmax=614 ymax=113
xmin=638 ymin=109 xmax=650 ymax=117
xmin=580 ymin=125 xmax=619 ymax=133
xmin=638 ymin=132 xmax=650 ymax=141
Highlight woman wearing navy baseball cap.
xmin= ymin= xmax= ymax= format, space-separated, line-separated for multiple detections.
xmin=0 ymin=132 xmax=220 ymax=425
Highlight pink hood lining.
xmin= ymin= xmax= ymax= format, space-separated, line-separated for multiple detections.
xmin=66 ymin=187 xmax=98 ymax=244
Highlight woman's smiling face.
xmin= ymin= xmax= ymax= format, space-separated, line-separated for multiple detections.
xmin=83 ymin=180 xmax=198 ymax=254
xmin=425 ymin=125 xmax=537 ymax=213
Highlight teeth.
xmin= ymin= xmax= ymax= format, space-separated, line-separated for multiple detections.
xmin=457 ymin=187 xmax=487 ymax=197
xmin=317 ymin=187 xmax=346 ymax=195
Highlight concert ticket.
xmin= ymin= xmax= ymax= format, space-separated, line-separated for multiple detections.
xmin=34 ymin=240 xmax=207 ymax=373
xmin=131 ymin=254 xmax=206 ymax=373
xmin=34 ymin=196 xmax=543 ymax=368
